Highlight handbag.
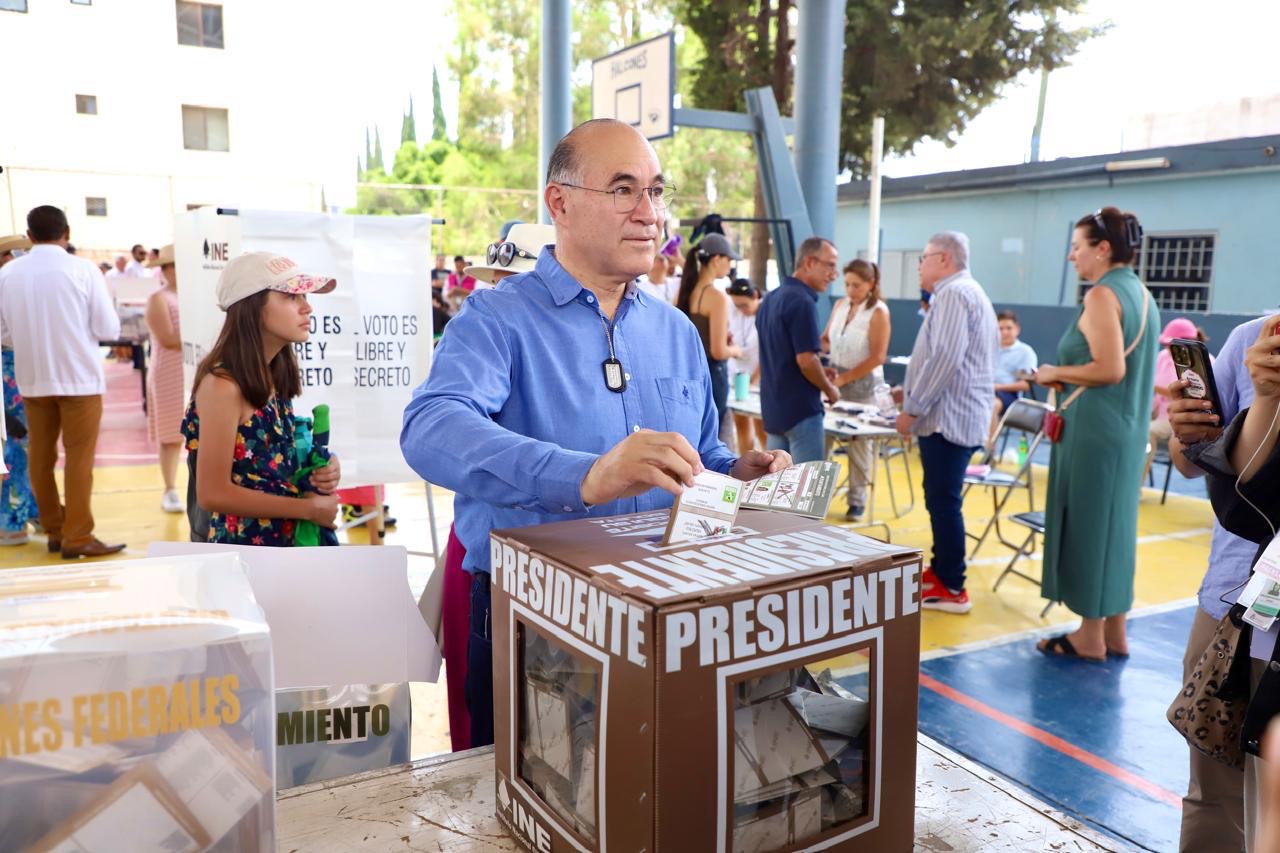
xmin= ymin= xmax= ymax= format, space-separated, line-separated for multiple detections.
xmin=1044 ymin=289 xmax=1151 ymax=444
xmin=1166 ymin=609 xmax=1251 ymax=769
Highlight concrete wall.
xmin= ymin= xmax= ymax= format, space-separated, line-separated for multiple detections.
xmin=879 ymin=297 xmax=1260 ymax=387
xmin=835 ymin=168 xmax=1280 ymax=315
xmin=0 ymin=0 xmax=353 ymax=255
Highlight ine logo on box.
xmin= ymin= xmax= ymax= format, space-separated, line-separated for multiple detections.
xmin=499 ymin=773 xmax=552 ymax=853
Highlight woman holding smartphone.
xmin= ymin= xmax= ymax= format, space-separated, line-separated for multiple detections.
xmin=1033 ymin=207 xmax=1160 ymax=661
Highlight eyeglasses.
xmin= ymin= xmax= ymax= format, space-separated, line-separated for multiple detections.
xmin=486 ymin=241 xmax=538 ymax=268
xmin=557 ymin=182 xmax=675 ymax=212
xmin=918 ymin=251 xmax=944 ymax=264
xmin=1090 ymin=209 xmax=1108 ymax=236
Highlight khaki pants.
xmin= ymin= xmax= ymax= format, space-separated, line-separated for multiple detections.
xmin=25 ymin=394 xmax=103 ymax=550
xmin=1180 ymin=606 xmax=1247 ymax=851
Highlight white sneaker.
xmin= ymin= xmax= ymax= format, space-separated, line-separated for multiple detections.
xmin=161 ymin=489 xmax=184 ymax=513
xmin=0 ymin=529 xmax=29 ymax=546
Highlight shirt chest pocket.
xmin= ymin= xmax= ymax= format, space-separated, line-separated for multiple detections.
xmin=656 ymin=376 xmax=705 ymax=440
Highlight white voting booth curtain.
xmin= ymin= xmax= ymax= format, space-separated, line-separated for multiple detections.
xmin=174 ymin=208 xmax=432 ymax=487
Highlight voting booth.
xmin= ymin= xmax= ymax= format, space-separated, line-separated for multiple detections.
xmin=173 ymin=208 xmax=433 ymax=487
xmin=490 ymin=509 xmax=923 ymax=853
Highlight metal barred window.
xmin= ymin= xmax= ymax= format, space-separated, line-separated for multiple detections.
xmin=1077 ymin=232 xmax=1214 ymax=312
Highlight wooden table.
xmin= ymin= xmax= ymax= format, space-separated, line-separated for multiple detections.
xmin=277 ymin=737 xmax=1120 ymax=852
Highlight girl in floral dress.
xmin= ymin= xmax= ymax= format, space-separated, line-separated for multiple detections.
xmin=0 ymin=348 xmax=37 ymax=545
xmin=181 ymin=252 xmax=341 ymax=546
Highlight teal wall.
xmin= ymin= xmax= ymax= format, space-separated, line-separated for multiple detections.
xmin=834 ymin=169 xmax=1280 ymax=315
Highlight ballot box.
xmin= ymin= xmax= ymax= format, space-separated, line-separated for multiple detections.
xmin=489 ymin=509 xmax=923 ymax=852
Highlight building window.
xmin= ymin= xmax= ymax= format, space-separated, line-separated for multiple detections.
xmin=0 ymin=0 xmax=28 ymax=12
xmin=86 ymin=197 xmax=108 ymax=217
xmin=75 ymin=94 xmax=97 ymax=115
xmin=182 ymin=105 xmax=229 ymax=151
xmin=1077 ymin=232 xmax=1215 ymax=312
xmin=176 ymin=1 xmax=223 ymax=48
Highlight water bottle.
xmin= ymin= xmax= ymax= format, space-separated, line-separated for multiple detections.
xmin=874 ymin=383 xmax=897 ymax=419
xmin=1017 ymin=435 xmax=1029 ymax=468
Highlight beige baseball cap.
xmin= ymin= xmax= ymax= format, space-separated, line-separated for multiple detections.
xmin=216 ymin=251 xmax=336 ymax=310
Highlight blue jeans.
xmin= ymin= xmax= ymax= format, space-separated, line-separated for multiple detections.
xmin=917 ymin=433 xmax=978 ymax=591
xmin=466 ymin=573 xmax=494 ymax=748
xmin=708 ymin=359 xmax=729 ymax=424
xmin=767 ymin=412 xmax=826 ymax=464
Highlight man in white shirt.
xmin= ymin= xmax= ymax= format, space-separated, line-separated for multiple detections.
xmin=123 ymin=244 xmax=148 ymax=277
xmin=0 ymin=206 xmax=125 ymax=558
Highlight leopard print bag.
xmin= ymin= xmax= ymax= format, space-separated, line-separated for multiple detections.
xmin=1166 ymin=612 xmax=1250 ymax=770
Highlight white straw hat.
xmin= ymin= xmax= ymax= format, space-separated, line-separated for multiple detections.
xmin=464 ymin=223 xmax=556 ymax=284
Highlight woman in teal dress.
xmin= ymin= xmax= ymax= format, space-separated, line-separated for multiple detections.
xmin=1033 ymin=207 xmax=1159 ymax=661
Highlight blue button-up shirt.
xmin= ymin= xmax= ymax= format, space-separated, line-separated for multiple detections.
xmin=1198 ymin=315 xmax=1265 ymax=619
xmin=757 ymin=276 xmax=824 ymax=434
xmin=401 ymin=249 xmax=737 ymax=574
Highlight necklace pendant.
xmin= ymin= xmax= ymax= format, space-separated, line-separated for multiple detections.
xmin=603 ymin=358 xmax=626 ymax=393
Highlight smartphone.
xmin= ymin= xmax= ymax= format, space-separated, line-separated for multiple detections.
xmin=1169 ymin=338 xmax=1223 ymax=418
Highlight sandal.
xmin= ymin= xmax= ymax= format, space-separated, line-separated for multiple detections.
xmin=1036 ymin=635 xmax=1105 ymax=663
xmin=1105 ymin=648 xmax=1130 ymax=659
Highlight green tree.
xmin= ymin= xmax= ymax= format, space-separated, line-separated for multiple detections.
xmin=673 ymin=1 xmax=794 ymax=284
xmin=401 ymin=97 xmax=417 ymax=145
xmin=431 ymin=66 xmax=448 ymax=141
xmin=681 ymin=1 xmax=1099 ymax=177
xmin=372 ymin=127 xmax=385 ymax=175
xmin=838 ymin=4 xmax=1097 ymax=175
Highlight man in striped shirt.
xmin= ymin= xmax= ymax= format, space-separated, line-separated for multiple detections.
xmin=896 ymin=231 xmax=998 ymax=614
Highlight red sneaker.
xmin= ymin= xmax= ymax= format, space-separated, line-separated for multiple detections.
xmin=921 ymin=570 xmax=972 ymax=614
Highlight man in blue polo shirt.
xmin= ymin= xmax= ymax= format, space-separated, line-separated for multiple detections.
xmin=756 ymin=237 xmax=841 ymax=462
xmin=400 ymin=119 xmax=791 ymax=749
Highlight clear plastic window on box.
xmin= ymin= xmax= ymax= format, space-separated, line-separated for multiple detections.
xmin=517 ymin=623 xmax=600 ymax=841
xmin=0 ymin=555 xmax=275 ymax=853
xmin=730 ymin=648 xmax=873 ymax=853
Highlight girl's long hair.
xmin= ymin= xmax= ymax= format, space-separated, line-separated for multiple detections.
xmin=676 ymin=245 xmax=708 ymax=315
xmin=191 ymin=291 xmax=300 ymax=409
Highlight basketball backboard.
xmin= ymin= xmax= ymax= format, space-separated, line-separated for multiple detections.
xmin=591 ymin=32 xmax=674 ymax=141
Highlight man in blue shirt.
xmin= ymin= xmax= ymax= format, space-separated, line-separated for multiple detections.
xmin=400 ymin=119 xmax=790 ymax=748
xmin=756 ymin=237 xmax=841 ymax=462
xmin=1168 ymin=316 xmax=1264 ymax=852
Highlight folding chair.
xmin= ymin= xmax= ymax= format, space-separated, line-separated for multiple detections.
xmin=963 ymin=398 xmax=1052 ymax=560
xmin=1147 ymin=440 xmax=1174 ymax=505
xmin=992 ymin=510 xmax=1055 ymax=618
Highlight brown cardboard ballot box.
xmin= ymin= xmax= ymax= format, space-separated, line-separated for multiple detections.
xmin=490 ymin=508 xmax=923 ymax=853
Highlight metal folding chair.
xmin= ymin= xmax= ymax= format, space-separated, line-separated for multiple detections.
xmin=963 ymin=398 xmax=1052 ymax=560
xmin=992 ymin=510 xmax=1055 ymax=618
xmin=879 ymin=436 xmax=915 ymax=518
xmin=1147 ymin=440 xmax=1175 ymax=504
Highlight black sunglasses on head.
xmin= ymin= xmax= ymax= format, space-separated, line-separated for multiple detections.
xmin=486 ymin=241 xmax=538 ymax=268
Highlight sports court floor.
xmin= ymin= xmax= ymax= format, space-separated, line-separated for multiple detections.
xmin=5 ymin=360 xmax=1216 ymax=849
